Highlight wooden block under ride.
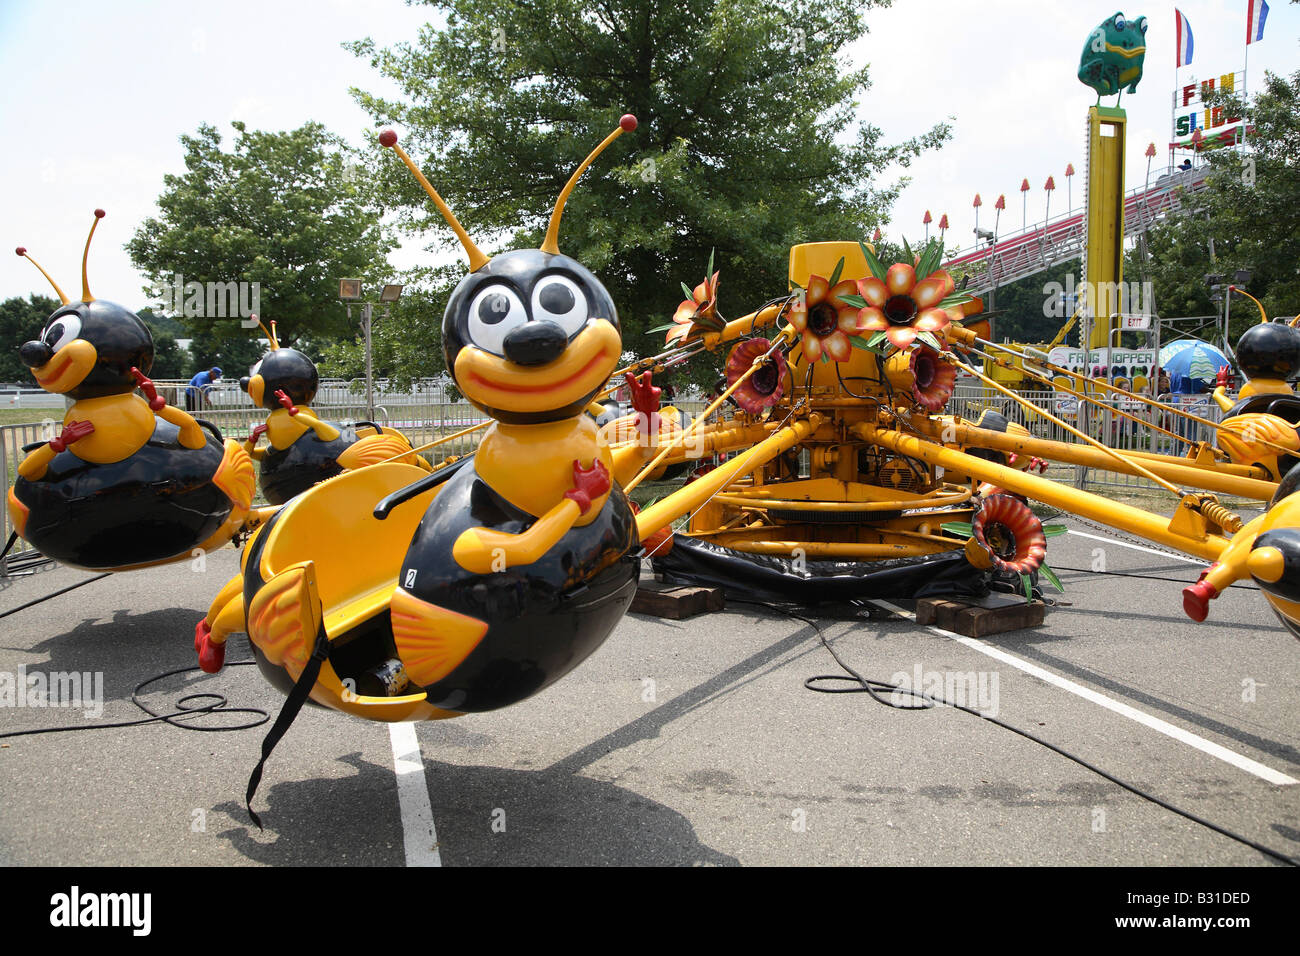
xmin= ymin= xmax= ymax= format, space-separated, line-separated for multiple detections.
xmin=914 ymin=597 xmax=1046 ymax=637
xmin=629 ymin=583 xmax=725 ymax=620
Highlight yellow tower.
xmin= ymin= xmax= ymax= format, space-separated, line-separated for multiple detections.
xmin=1083 ymin=105 xmax=1127 ymax=351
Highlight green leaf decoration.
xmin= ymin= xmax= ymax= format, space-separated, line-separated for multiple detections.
xmin=646 ymin=322 xmax=677 ymax=334
xmin=902 ymin=236 xmax=914 ymax=267
xmin=837 ymin=293 xmax=868 ymax=309
xmin=819 ymin=350 xmax=828 ymax=363
xmin=789 ymin=277 xmax=805 ymax=291
xmin=916 ymin=240 xmax=943 ymax=281
xmin=1042 ymin=524 xmax=1068 ymax=538
xmin=681 ymin=281 xmax=696 ymax=300
xmin=1021 ymin=574 xmax=1034 ymax=604
xmin=828 ymin=256 xmax=845 ymax=289
xmin=706 ymin=247 xmax=715 ymax=282
xmin=938 ymin=293 xmax=976 ymax=308
xmin=859 ymin=241 xmax=886 ymax=281
xmin=941 ymin=521 xmax=974 ymax=538
xmin=916 ymin=331 xmax=942 ymax=351
xmin=1039 ymin=563 xmax=1065 ymax=593
xmin=867 ymin=330 xmax=889 ymax=349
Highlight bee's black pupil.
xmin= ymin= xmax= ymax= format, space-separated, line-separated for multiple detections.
xmin=538 ymin=282 xmax=575 ymax=315
xmin=45 ymin=325 xmax=62 ymax=346
xmin=479 ymin=293 xmax=511 ymax=324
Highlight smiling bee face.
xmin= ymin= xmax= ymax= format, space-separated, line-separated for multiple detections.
xmin=379 ymin=115 xmax=636 ymax=426
xmin=20 ymin=299 xmax=154 ymax=398
xmin=443 ymin=248 xmax=621 ymax=424
xmin=14 ymin=209 xmax=154 ymax=398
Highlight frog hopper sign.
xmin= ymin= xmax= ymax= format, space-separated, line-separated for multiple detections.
xmin=1047 ymin=347 xmax=1158 ymax=393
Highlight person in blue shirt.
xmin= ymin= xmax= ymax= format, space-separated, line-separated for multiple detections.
xmin=186 ymin=367 xmax=222 ymax=411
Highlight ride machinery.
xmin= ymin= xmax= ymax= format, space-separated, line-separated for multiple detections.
xmin=6 ymin=16 xmax=1299 ymax=819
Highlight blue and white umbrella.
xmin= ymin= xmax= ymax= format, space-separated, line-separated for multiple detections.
xmin=1159 ymin=339 xmax=1230 ymax=390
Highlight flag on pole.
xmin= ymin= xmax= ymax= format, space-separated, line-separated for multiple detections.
xmin=1247 ymin=0 xmax=1269 ymax=44
xmin=1175 ymin=8 xmax=1194 ymax=66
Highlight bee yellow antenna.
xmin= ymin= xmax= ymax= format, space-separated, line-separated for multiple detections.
xmin=541 ymin=114 xmax=637 ymax=256
xmin=254 ymin=315 xmax=280 ymax=350
xmin=81 ymin=208 xmax=106 ymax=302
xmin=14 ymin=246 xmax=70 ymax=305
xmin=378 ymin=129 xmax=491 ymax=273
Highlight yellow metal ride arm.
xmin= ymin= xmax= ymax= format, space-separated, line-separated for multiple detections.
xmin=856 ymin=421 xmax=1230 ymax=562
xmin=634 ymin=415 xmax=822 ymax=542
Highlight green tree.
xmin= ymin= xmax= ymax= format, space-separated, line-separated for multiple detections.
xmin=0 ymin=295 xmax=59 ymax=383
xmin=1138 ymin=68 xmax=1300 ymax=342
xmin=127 ymin=121 xmax=399 ymax=375
xmin=136 ymin=308 xmax=193 ymax=380
xmin=348 ymin=0 xmax=950 ymax=383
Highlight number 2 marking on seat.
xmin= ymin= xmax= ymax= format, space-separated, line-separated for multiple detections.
xmin=405 ymin=569 xmax=418 ymax=588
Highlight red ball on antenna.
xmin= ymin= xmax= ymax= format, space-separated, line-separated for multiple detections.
xmin=15 ymin=247 xmax=26 ymax=256
xmin=378 ymin=129 xmax=398 ymax=147
xmin=619 ymin=114 xmax=638 ymax=131
xmin=94 ymin=208 xmax=106 ymax=218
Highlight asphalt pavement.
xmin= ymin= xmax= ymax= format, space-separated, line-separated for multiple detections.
xmin=1 ymin=520 xmax=1296 ymax=866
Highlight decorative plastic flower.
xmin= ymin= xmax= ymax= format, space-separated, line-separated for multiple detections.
xmin=971 ymin=494 xmax=1046 ymax=574
xmin=855 ymin=263 xmax=954 ymax=350
xmin=942 ymin=500 xmax=1066 ymax=602
xmin=658 ymin=250 xmax=726 ymax=347
xmin=787 ymin=269 xmax=865 ymax=363
xmin=886 ymin=345 xmax=957 ymax=411
xmin=665 ymin=270 xmax=721 ymax=346
xmin=725 ymin=338 xmax=788 ymax=414
xmin=841 ymin=240 xmax=979 ymax=353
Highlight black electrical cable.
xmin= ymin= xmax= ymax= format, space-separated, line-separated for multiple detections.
xmin=1046 ymin=564 xmax=1260 ymax=590
xmin=0 ymin=572 xmax=113 ymax=620
xmin=732 ymin=598 xmax=1298 ymax=867
xmin=0 ymin=660 xmax=269 ymax=740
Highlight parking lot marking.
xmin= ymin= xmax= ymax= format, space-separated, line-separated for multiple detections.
xmin=388 ymin=722 xmax=443 ymax=866
xmin=873 ymin=601 xmax=1298 ymax=787
xmin=1066 ymin=529 xmax=1203 ymax=565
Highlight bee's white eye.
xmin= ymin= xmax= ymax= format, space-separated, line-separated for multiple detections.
xmin=44 ymin=316 xmax=82 ymax=352
xmin=531 ymin=275 xmax=588 ymax=337
xmin=467 ymin=285 xmax=528 ymax=355
xmin=1137 ymin=16 xmax=1147 ymax=33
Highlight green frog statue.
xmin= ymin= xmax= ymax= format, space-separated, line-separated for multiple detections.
xmin=1077 ymin=12 xmax=1147 ymax=102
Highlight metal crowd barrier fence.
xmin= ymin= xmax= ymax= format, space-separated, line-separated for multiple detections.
xmin=0 ymin=379 xmax=1232 ymax=576
xmin=948 ymin=383 xmax=1230 ymax=497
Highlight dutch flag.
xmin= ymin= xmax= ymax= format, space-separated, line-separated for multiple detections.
xmin=1247 ymin=0 xmax=1269 ymax=44
xmin=1175 ymin=9 xmax=1194 ymax=67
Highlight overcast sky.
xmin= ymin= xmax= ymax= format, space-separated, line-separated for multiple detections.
xmin=1 ymin=0 xmax=1295 ymax=309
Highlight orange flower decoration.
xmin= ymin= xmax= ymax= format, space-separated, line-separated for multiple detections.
xmin=666 ymin=271 xmax=721 ymax=346
xmin=725 ymin=338 xmax=788 ymax=414
xmin=788 ymin=273 xmax=867 ymax=362
xmin=971 ymin=495 xmax=1047 ymax=575
xmin=855 ymin=264 xmax=956 ymax=351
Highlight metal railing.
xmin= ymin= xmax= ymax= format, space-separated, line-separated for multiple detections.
xmin=948 ymin=383 xmax=1228 ymax=496
xmin=0 ymin=378 xmax=1235 ymax=576
xmin=1 ymin=420 xmax=57 ymax=573
xmin=941 ymin=165 xmax=1209 ymax=294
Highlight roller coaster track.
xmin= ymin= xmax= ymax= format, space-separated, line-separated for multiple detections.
xmin=941 ymin=165 xmax=1209 ymax=294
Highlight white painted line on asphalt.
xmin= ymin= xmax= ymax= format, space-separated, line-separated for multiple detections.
xmin=1066 ymin=528 xmax=1203 ymax=565
xmin=388 ymin=721 xmax=443 ymax=866
xmin=874 ymin=600 xmax=1298 ymax=787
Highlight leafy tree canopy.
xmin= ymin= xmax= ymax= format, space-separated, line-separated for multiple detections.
xmin=346 ymin=0 xmax=950 ymax=386
xmin=127 ymin=120 xmax=399 ymax=376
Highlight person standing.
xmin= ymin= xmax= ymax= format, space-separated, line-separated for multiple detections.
xmin=186 ymin=367 xmax=222 ymax=412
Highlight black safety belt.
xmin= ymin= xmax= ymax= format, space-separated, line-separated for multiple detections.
xmin=245 ymin=628 xmax=331 ymax=829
